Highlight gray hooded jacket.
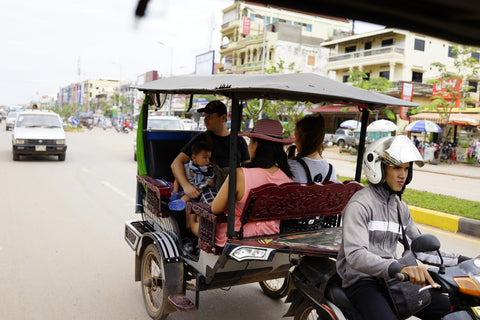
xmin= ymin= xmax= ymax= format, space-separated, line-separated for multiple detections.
xmin=337 ymin=183 xmax=462 ymax=288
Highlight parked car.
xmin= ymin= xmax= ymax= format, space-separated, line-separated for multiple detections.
xmin=133 ymin=115 xmax=184 ymax=161
xmin=181 ymin=118 xmax=195 ymax=130
xmin=0 ymin=110 xmax=7 ymax=122
xmin=12 ymin=110 xmax=67 ymax=161
xmin=5 ymin=111 xmax=18 ymax=131
xmin=324 ymin=128 xmax=356 ymax=147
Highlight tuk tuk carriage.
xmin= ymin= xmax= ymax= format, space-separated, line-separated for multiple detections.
xmin=123 ymin=73 xmax=417 ymax=319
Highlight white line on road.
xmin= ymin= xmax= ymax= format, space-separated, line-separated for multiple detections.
xmin=102 ymin=180 xmax=135 ymax=202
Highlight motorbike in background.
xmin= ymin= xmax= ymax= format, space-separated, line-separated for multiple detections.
xmin=285 ymin=234 xmax=480 ymax=320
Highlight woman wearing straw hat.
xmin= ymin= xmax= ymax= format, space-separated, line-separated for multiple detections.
xmin=188 ymin=119 xmax=294 ymax=246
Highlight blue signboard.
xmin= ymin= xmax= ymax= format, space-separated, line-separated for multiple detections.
xmin=71 ymin=118 xmax=79 ymax=126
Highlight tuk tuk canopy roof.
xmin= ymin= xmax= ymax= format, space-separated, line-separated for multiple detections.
xmin=135 ymin=73 xmax=417 ymax=109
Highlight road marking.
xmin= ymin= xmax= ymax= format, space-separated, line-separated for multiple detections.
xmin=101 ymin=181 xmax=135 ymax=202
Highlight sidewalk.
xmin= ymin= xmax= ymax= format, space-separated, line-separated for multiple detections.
xmin=323 ymin=147 xmax=480 ymax=238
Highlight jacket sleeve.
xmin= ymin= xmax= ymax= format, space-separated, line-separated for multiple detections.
xmin=342 ymin=200 xmax=396 ymax=279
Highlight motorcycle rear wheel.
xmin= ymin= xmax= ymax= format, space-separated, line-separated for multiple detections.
xmin=294 ymin=300 xmax=339 ymax=320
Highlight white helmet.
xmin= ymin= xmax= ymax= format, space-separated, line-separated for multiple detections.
xmin=363 ymin=135 xmax=424 ymax=185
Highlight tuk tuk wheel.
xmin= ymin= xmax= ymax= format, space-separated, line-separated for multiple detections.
xmin=141 ymin=244 xmax=168 ymax=320
xmin=259 ymin=275 xmax=290 ymax=299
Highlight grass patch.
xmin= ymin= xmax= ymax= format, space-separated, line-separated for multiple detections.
xmin=338 ymin=176 xmax=480 ymax=220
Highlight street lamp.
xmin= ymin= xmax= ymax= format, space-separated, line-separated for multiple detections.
xmin=112 ymin=62 xmax=124 ymax=121
xmin=157 ymin=41 xmax=173 ymax=76
xmin=157 ymin=41 xmax=174 ymax=115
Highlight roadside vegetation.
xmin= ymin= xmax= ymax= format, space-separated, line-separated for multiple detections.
xmin=338 ymin=176 xmax=480 ymax=220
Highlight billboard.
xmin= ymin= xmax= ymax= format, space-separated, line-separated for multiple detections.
xmin=195 ymin=50 xmax=215 ymax=75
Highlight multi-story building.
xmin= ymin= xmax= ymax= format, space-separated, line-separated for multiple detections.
xmin=219 ymin=1 xmax=351 ymax=74
xmin=321 ymin=28 xmax=480 ymax=106
xmin=58 ymin=79 xmax=120 ymax=111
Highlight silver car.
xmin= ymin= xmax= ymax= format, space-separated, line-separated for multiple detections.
xmin=5 ymin=112 xmax=18 ymax=131
xmin=133 ymin=115 xmax=184 ymax=161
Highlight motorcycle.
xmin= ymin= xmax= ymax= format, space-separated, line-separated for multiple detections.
xmin=115 ymin=124 xmax=131 ymax=133
xmin=285 ymin=234 xmax=480 ymax=320
xmin=440 ymin=142 xmax=456 ymax=163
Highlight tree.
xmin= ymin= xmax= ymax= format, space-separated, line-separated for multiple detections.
xmin=242 ymin=60 xmax=308 ymax=138
xmin=414 ymin=45 xmax=480 ymax=135
xmin=347 ymin=70 xmax=396 ymax=121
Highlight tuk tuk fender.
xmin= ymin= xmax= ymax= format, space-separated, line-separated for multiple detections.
xmin=134 ymin=230 xmax=181 ymax=282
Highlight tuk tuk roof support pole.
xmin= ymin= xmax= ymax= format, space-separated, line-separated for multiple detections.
xmin=355 ymin=107 xmax=370 ymax=182
xmin=227 ymin=97 xmax=242 ymax=238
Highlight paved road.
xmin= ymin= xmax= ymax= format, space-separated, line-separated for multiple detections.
xmin=0 ymin=128 xmax=478 ymax=320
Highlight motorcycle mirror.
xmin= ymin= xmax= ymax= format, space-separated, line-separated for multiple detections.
xmin=411 ymin=234 xmax=440 ymax=253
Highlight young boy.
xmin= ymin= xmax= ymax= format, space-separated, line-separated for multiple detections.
xmin=169 ymin=141 xmax=216 ymax=210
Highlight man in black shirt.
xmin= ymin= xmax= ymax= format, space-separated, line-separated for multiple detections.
xmin=171 ymin=101 xmax=249 ymax=200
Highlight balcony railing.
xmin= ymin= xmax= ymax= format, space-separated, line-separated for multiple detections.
xmin=328 ymin=46 xmax=405 ymax=62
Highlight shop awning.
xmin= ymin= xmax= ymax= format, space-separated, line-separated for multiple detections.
xmin=410 ymin=112 xmax=480 ymax=126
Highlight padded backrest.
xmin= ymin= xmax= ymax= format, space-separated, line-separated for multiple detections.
xmin=146 ymin=130 xmax=201 ymax=181
xmin=241 ymin=181 xmax=364 ymax=223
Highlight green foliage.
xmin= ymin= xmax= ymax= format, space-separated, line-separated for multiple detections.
xmin=347 ymin=70 xmax=393 ymax=93
xmin=48 ymin=104 xmax=77 ymax=119
xmin=403 ymin=189 xmax=480 ymax=220
xmin=244 ymin=60 xmax=306 ymax=138
xmin=347 ymin=70 xmax=394 ymax=120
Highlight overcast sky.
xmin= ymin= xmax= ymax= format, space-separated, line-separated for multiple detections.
xmin=0 ymin=0 xmax=382 ymax=106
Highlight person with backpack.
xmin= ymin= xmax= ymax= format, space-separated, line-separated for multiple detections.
xmin=288 ymin=114 xmax=337 ymax=184
xmin=282 ymin=114 xmax=338 ymax=232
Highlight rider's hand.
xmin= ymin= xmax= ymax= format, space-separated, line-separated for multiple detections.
xmin=183 ymin=184 xmax=200 ymax=200
xmin=400 ymin=266 xmax=436 ymax=287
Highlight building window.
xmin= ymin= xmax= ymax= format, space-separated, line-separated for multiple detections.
xmin=266 ymin=16 xmax=270 ymax=24
xmin=307 ymin=55 xmax=315 ymax=66
xmin=342 ymin=75 xmax=349 ymax=83
xmin=412 ymin=71 xmax=423 ymax=82
xmin=272 ymin=17 xmax=277 ymax=23
xmin=364 ymin=42 xmax=372 ymax=50
xmin=250 ymin=13 xmax=255 ymax=21
xmin=306 ymin=24 xmax=312 ymax=32
xmin=345 ymin=45 xmax=356 ymax=53
xmin=472 ymin=52 xmax=480 ymax=62
xmin=414 ymin=39 xmax=425 ymax=51
xmin=379 ymin=71 xmax=390 ymax=80
xmin=381 ymin=39 xmax=393 ymax=47
xmin=469 ymin=81 xmax=478 ymax=92
xmin=364 ymin=73 xmax=370 ymax=80
xmin=448 ymin=46 xmax=456 ymax=58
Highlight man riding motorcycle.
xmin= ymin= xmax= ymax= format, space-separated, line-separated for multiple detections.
xmin=337 ymin=135 xmax=473 ymax=320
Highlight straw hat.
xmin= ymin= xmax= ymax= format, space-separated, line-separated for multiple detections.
xmin=240 ymin=119 xmax=294 ymax=144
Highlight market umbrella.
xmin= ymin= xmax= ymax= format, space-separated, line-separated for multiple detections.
xmin=405 ymin=120 xmax=443 ymax=133
xmin=340 ymin=119 xmax=361 ymax=129
xmin=367 ymin=119 xmax=398 ymax=132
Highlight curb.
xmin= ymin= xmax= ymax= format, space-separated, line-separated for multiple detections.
xmin=409 ymin=206 xmax=479 ymax=238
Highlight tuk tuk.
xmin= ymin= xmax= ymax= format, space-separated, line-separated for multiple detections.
xmin=123 ymin=73 xmax=417 ymax=319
